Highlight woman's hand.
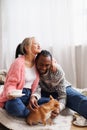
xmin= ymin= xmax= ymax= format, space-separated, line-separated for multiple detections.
xmin=7 ymin=93 xmax=16 ymax=100
xmin=28 ymin=96 xmax=39 ymax=111
xmin=51 ymin=58 xmax=57 ymax=72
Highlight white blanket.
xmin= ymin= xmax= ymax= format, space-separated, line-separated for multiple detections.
xmin=0 ymin=85 xmax=73 ymax=130
xmin=0 ymin=108 xmax=73 ymax=130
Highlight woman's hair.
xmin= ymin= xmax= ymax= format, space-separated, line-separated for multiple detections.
xmin=15 ymin=43 xmax=23 ymax=58
xmin=35 ymin=50 xmax=52 ymax=63
xmin=15 ymin=37 xmax=35 ymax=58
xmin=21 ymin=37 xmax=35 ymax=54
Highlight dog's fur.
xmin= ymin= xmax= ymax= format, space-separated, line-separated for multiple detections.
xmin=26 ymin=95 xmax=59 ymax=126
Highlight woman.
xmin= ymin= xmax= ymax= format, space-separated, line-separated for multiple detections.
xmin=0 ymin=37 xmax=41 ymax=117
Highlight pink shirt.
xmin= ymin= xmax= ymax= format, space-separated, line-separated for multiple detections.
xmin=0 ymin=56 xmax=39 ymax=108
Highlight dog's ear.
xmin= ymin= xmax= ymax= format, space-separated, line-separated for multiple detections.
xmin=50 ymin=95 xmax=53 ymax=100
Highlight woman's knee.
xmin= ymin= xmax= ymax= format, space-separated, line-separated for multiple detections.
xmin=5 ymin=98 xmax=29 ymax=117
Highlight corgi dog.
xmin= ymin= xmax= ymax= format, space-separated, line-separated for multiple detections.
xmin=26 ymin=95 xmax=59 ymax=126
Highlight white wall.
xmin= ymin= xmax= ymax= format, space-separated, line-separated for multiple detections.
xmin=0 ymin=0 xmax=87 ymax=88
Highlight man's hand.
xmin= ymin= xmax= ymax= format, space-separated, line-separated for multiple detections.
xmin=28 ymin=96 xmax=39 ymax=111
xmin=51 ymin=108 xmax=60 ymax=119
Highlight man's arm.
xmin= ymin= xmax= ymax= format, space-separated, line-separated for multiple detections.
xmin=57 ymin=78 xmax=67 ymax=112
xmin=31 ymin=83 xmax=41 ymax=100
xmin=28 ymin=83 xmax=41 ymax=110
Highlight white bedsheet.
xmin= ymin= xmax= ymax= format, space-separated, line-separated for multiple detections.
xmin=0 ymin=107 xmax=73 ymax=130
xmin=0 ymin=78 xmax=87 ymax=129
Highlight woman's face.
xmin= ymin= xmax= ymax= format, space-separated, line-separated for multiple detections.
xmin=31 ymin=38 xmax=41 ymax=55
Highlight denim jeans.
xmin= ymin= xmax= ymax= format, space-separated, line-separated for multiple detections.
xmin=38 ymin=87 xmax=87 ymax=119
xmin=5 ymin=87 xmax=87 ymax=119
xmin=66 ymin=86 xmax=87 ymax=119
xmin=5 ymin=88 xmax=31 ymax=117
xmin=38 ymin=90 xmax=58 ymax=105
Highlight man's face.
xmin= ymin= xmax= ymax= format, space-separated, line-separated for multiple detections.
xmin=36 ymin=55 xmax=52 ymax=75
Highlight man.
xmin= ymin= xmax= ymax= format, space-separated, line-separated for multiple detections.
xmin=30 ymin=50 xmax=87 ymax=119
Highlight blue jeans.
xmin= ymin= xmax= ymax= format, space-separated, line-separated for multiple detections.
xmin=38 ymin=90 xmax=58 ymax=105
xmin=5 ymin=88 xmax=31 ymax=117
xmin=66 ymin=86 xmax=87 ymax=119
xmin=38 ymin=87 xmax=87 ymax=119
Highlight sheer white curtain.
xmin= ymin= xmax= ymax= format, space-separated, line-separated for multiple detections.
xmin=0 ymin=0 xmax=87 ymax=88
